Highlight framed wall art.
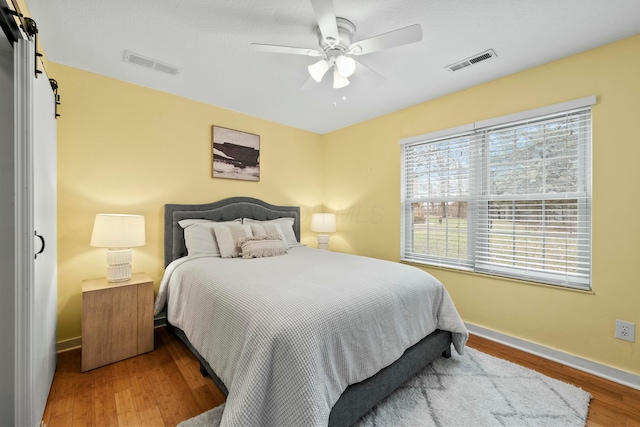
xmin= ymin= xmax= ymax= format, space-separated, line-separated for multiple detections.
xmin=212 ymin=125 xmax=260 ymax=181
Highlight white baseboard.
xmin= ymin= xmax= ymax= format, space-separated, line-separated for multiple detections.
xmin=56 ymin=314 xmax=167 ymax=354
xmin=56 ymin=337 xmax=81 ymax=354
xmin=57 ymin=321 xmax=638 ymax=389
xmin=154 ymin=313 xmax=167 ymax=328
xmin=466 ymin=323 xmax=640 ymax=391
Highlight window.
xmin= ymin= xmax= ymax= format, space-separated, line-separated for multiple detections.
xmin=401 ymin=97 xmax=593 ymax=290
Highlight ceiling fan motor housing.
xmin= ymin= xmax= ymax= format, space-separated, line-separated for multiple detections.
xmin=318 ymin=17 xmax=356 ymax=53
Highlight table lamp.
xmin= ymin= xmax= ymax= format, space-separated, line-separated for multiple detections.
xmin=90 ymin=214 xmax=145 ymax=282
xmin=311 ymin=213 xmax=336 ymax=251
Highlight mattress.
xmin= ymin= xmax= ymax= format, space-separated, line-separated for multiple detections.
xmin=154 ymin=246 xmax=468 ymax=426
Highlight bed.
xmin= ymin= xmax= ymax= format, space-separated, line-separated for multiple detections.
xmin=155 ymin=197 xmax=468 ymax=427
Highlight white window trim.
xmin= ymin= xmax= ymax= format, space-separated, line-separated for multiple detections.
xmin=400 ymin=96 xmax=596 ymax=146
xmin=400 ymin=96 xmax=595 ymax=290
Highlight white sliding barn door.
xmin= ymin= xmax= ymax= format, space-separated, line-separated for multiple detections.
xmin=32 ymin=43 xmax=58 ymax=423
xmin=14 ymin=37 xmax=57 ymax=427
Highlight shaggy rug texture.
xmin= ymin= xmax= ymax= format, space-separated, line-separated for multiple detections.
xmin=178 ymin=347 xmax=591 ymax=427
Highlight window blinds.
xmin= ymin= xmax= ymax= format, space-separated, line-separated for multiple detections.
xmin=401 ymin=98 xmax=593 ymax=289
xmin=401 ymin=131 xmax=476 ymax=270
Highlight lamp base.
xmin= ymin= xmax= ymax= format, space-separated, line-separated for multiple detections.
xmin=106 ymin=248 xmax=133 ymax=282
xmin=317 ymin=234 xmax=330 ymax=251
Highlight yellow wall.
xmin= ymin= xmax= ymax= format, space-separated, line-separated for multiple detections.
xmin=323 ymin=34 xmax=640 ymax=375
xmin=49 ymin=63 xmax=323 ymax=342
xmin=29 ymin=0 xmax=636 ymax=374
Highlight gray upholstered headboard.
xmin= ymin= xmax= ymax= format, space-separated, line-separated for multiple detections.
xmin=164 ymin=197 xmax=301 ymax=267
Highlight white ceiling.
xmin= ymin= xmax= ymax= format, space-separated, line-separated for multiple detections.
xmin=24 ymin=0 xmax=640 ymax=134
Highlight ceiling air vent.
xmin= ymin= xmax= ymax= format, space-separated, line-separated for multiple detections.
xmin=446 ymin=49 xmax=497 ymax=72
xmin=123 ymin=50 xmax=182 ymax=76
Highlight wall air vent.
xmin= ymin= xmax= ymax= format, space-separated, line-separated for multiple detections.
xmin=446 ymin=49 xmax=497 ymax=72
xmin=123 ymin=50 xmax=182 ymax=76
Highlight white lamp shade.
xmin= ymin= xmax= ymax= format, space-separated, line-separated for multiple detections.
xmin=332 ymin=70 xmax=350 ymax=89
xmin=335 ymin=55 xmax=356 ymax=78
xmin=311 ymin=213 xmax=336 ymax=233
xmin=90 ymin=214 xmax=146 ymax=248
xmin=308 ymin=59 xmax=330 ymax=82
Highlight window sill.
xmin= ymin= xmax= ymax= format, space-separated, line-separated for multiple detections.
xmin=400 ymin=260 xmax=596 ymax=295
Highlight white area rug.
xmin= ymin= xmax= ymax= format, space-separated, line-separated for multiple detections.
xmin=178 ymin=347 xmax=591 ymax=427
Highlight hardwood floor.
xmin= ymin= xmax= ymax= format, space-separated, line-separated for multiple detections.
xmin=42 ymin=327 xmax=640 ymax=426
xmin=43 ymin=327 xmax=226 ymax=427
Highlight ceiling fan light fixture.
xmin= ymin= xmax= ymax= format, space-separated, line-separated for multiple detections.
xmin=308 ymin=59 xmax=330 ymax=82
xmin=335 ymin=55 xmax=356 ymax=77
xmin=333 ymin=69 xmax=350 ymax=89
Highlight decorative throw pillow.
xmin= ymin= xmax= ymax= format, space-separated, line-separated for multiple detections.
xmin=179 ymin=219 xmax=241 ymax=256
xmin=247 ymin=222 xmax=289 ymax=249
xmin=243 ymin=217 xmax=301 ymax=247
xmin=238 ymin=235 xmax=288 ymax=258
xmin=213 ymin=222 xmax=253 ymax=258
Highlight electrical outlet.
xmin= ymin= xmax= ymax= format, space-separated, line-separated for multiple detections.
xmin=615 ymin=320 xmax=636 ymax=342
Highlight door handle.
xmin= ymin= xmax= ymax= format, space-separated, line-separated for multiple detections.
xmin=34 ymin=231 xmax=45 ymax=259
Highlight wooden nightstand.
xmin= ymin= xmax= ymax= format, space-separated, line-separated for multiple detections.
xmin=81 ymin=272 xmax=154 ymax=372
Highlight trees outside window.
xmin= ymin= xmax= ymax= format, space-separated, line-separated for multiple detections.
xmin=401 ymin=100 xmax=592 ymax=290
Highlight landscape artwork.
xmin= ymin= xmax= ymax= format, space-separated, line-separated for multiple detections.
xmin=212 ymin=126 xmax=260 ymax=181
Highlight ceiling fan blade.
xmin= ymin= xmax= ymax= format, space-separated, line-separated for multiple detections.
xmin=309 ymin=0 xmax=340 ymax=47
xmin=353 ymin=59 xmax=386 ymax=86
xmin=348 ymin=24 xmax=422 ymax=56
xmin=251 ymin=43 xmax=323 ymax=57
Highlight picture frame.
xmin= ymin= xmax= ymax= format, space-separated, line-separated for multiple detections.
xmin=212 ymin=125 xmax=260 ymax=181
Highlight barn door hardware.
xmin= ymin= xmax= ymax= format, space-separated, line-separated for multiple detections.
xmin=49 ymin=78 xmax=60 ymax=118
xmin=2 ymin=4 xmax=22 ymax=43
xmin=22 ymin=17 xmax=42 ymax=78
xmin=34 ymin=230 xmax=45 ymax=259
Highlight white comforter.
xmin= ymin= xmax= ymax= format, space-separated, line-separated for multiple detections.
xmin=154 ymin=247 xmax=468 ymax=427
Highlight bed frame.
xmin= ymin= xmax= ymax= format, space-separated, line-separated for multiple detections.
xmin=164 ymin=197 xmax=452 ymax=427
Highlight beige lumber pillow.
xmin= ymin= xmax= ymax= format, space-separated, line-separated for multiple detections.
xmin=238 ymin=235 xmax=288 ymax=258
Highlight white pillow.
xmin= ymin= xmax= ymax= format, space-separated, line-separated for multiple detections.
xmin=247 ymin=222 xmax=289 ymax=249
xmin=212 ymin=222 xmax=253 ymax=258
xmin=238 ymin=236 xmax=288 ymax=258
xmin=243 ymin=217 xmax=301 ymax=247
xmin=178 ymin=219 xmax=241 ymax=256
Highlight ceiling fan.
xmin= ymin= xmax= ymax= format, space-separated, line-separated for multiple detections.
xmin=251 ymin=0 xmax=423 ymax=89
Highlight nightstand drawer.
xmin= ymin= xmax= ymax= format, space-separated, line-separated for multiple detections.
xmin=82 ymin=273 xmax=154 ymax=372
